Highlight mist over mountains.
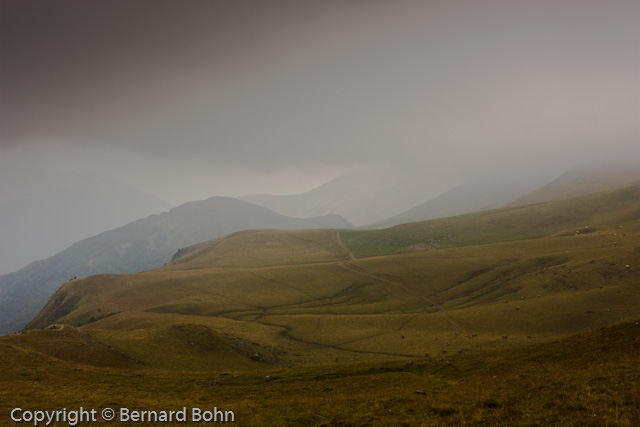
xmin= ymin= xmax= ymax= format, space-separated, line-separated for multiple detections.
xmin=0 ymin=197 xmax=350 ymax=334
xmin=240 ymin=157 xmax=638 ymax=230
xmin=0 ymin=168 xmax=173 ymax=276
xmin=511 ymin=157 xmax=640 ymax=206
xmin=25 ymin=184 xmax=640 ymax=365
xmin=3 ymin=156 xmax=640 ymax=334
xmin=1 ymin=1 xmax=638 ymax=423
xmin=241 ymin=167 xmax=446 ymax=226
xmin=367 ymin=174 xmax=551 ymax=229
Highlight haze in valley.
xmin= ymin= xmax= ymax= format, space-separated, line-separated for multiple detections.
xmin=1 ymin=0 xmax=639 ymax=275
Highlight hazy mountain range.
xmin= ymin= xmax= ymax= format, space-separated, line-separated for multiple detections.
xmin=510 ymin=157 xmax=640 ymax=205
xmin=0 ymin=197 xmax=350 ymax=334
xmin=240 ymin=167 xmax=443 ymax=226
xmin=366 ymin=174 xmax=550 ymax=229
xmin=27 ymin=184 xmax=640 ymax=365
xmin=0 ymin=168 xmax=173 ymax=276
xmin=366 ymin=158 xmax=640 ymax=229
xmin=2 ymin=158 xmax=639 ymax=335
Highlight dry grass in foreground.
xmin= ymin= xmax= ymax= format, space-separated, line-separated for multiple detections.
xmin=2 ymin=320 xmax=639 ymax=426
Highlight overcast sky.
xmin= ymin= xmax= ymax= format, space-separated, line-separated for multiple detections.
xmin=1 ymin=0 xmax=639 ymax=205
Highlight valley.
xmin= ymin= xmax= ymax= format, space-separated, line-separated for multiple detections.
xmin=2 ymin=186 xmax=639 ymax=425
xmin=3 ymin=1 xmax=639 ymax=424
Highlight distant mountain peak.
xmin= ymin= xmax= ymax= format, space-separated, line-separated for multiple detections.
xmin=511 ymin=157 xmax=640 ymax=206
xmin=240 ymin=166 xmax=445 ymax=226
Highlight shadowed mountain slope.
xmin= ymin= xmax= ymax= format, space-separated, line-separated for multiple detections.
xmin=0 ymin=197 xmax=351 ymax=334
xmin=0 ymin=168 xmax=172 ymax=276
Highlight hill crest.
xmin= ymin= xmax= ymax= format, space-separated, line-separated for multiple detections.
xmin=24 ymin=186 xmax=640 ymax=373
xmin=0 ymin=197 xmax=351 ymax=334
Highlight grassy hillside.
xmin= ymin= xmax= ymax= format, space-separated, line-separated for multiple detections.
xmin=341 ymin=185 xmax=640 ymax=257
xmin=22 ymin=187 xmax=639 ymax=371
xmin=3 ymin=185 xmax=640 ymax=425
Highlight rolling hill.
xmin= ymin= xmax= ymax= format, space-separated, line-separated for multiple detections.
xmin=0 ymin=197 xmax=351 ymax=334
xmin=342 ymin=184 xmax=640 ymax=257
xmin=2 ymin=186 xmax=639 ymax=425
xmin=24 ymin=186 xmax=640 ymax=369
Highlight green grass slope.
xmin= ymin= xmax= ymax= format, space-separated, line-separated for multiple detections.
xmin=341 ymin=185 xmax=640 ymax=257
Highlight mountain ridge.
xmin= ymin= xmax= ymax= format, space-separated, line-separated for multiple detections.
xmin=27 ymin=186 xmax=640 ymax=363
xmin=365 ymin=174 xmax=551 ymax=229
xmin=241 ymin=167 xmax=444 ymax=226
xmin=511 ymin=157 xmax=640 ymax=206
xmin=0 ymin=196 xmax=351 ymax=334
xmin=0 ymin=168 xmax=173 ymax=276
xmin=367 ymin=157 xmax=640 ymax=229
xmin=8 ymin=185 xmax=638 ymax=425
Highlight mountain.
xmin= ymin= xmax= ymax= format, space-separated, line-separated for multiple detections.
xmin=0 ymin=196 xmax=351 ymax=334
xmin=342 ymin=185 xmax=640 ymax=257
xmin=366 ymin=172 xmax=552 ymax=229
xmin=26 ymin=186 xmax=640 ymax=366
xmin=511 ymin=157 xmax=640 ymax=206
xmin=0 ymin=167 xmax=173 ymax=276
xmin=4 ymin=186 xmax=639 ymax=426
xmin=240 ymin=167 xmax=444 ymax=226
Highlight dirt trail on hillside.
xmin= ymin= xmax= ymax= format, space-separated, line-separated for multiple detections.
xmin=335 ymin=230 xmax=461 ymax=332
xmin=335 ymin=231 xmax=356 ymax=260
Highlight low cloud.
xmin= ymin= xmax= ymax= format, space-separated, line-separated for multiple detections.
xmin=1 ymin=0 xmax=638 ymax=203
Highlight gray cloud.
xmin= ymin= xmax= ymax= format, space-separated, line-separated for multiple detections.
xmin=1 ymin=0 xmax=638 ymax=203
